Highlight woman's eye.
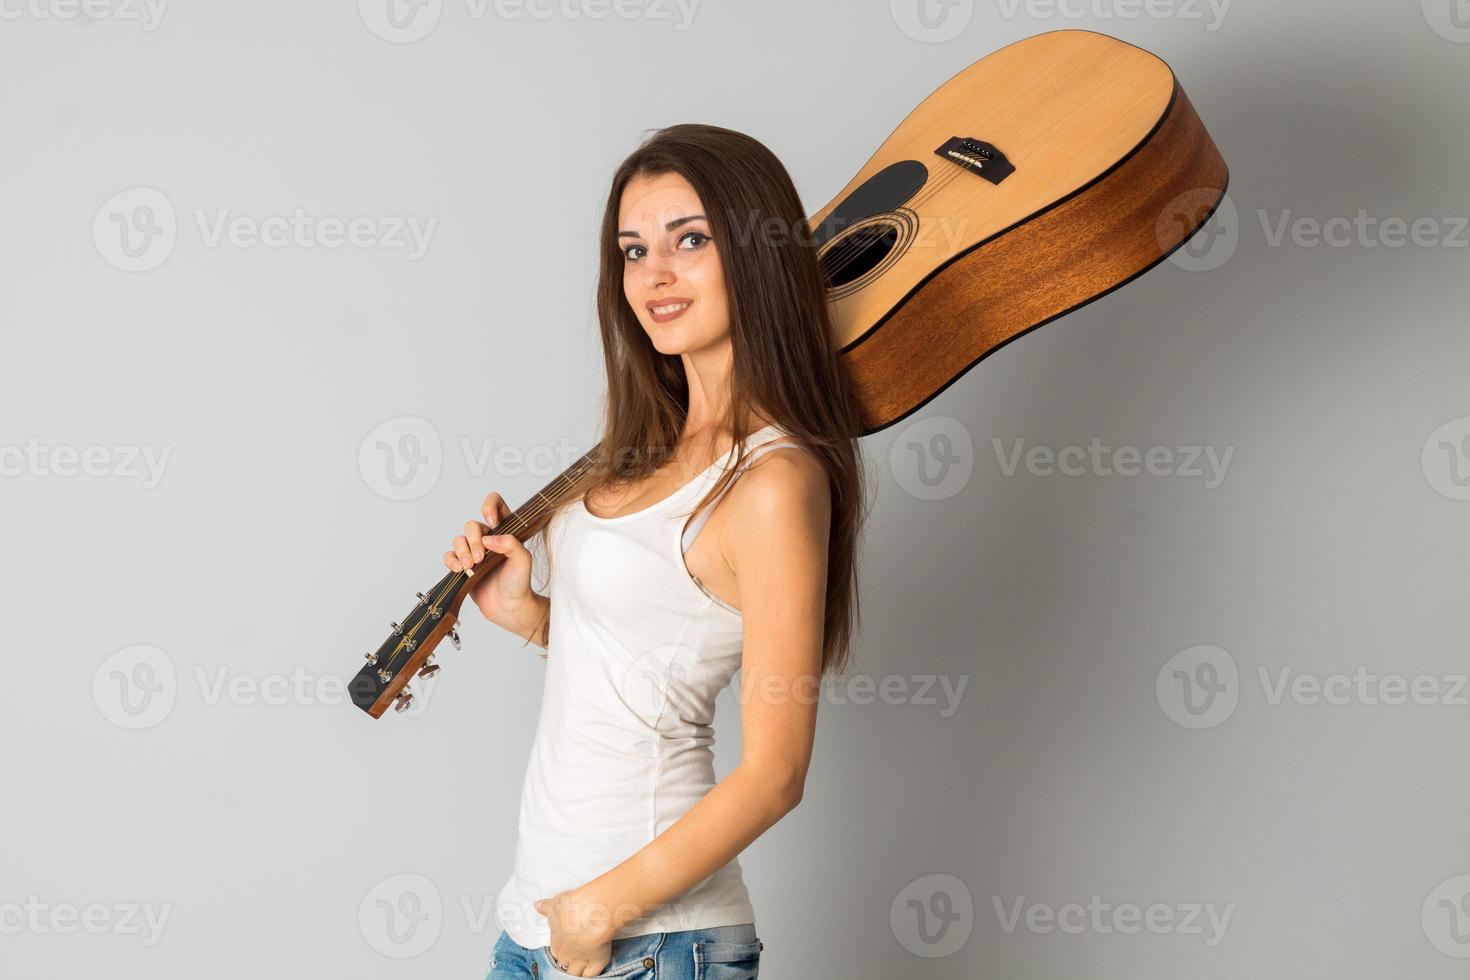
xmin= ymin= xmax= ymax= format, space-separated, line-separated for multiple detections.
xmin=622 ymin=232 xmax=708 ymax=262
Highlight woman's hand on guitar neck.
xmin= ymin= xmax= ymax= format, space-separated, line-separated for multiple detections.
xmin=444 ymin=491 xmax=547 ymax=643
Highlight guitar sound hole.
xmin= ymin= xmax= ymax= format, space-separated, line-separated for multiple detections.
xmin=821 ymin=223 xmax=900 ymax=288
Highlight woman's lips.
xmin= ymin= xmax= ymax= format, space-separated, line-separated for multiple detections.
xmin=646 ymin=298 xmax=694 ymax=323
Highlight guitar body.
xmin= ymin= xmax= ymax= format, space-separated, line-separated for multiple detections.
xmin=812 ymin=29 xmax=1228 ymax=433
xmin=350 ymin=29 xmax=1227 ymax=718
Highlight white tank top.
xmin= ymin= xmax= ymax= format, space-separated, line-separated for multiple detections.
xmin=493 ymin=424 xmax=809 ymax=948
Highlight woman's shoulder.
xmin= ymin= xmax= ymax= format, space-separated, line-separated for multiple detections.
xmin=729 ymin=430 xmax=829 ymax=519
xmin=716 ymin=432 xmax=832 ymax=574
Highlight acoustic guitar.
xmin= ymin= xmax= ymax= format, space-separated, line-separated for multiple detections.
xmin=350 ymin=28 xmax=1228 ymax=717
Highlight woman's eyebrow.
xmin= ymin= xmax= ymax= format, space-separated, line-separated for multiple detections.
xmin=617 ymin=214 xmax=707 ymax=239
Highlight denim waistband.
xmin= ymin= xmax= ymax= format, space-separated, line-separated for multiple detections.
xmin=683 ymin=922 xmax=756 ymax=944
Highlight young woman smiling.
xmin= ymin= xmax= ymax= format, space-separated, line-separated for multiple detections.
xmin=448 ymin=123 xmax=867 ymax=980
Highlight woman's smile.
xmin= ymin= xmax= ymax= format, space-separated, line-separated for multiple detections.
xmin=647 ymin=297 xmax=695 ymax=322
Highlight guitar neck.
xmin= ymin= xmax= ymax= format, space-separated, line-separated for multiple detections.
xmin=349 ymin=443 xmax=602 ymax=717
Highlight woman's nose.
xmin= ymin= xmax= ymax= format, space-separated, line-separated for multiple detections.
xmin=642 ymin=252 xmax=677 ymax=285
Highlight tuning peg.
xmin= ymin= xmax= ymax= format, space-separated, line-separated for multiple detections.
xmin=418 ymin=657 xmax=441 ymax=679
xmin=448 ymin=626 xmax=461 ymax=650
xmin=393 ymin=686 xmax=414 ymax=713
xmin=416 ymin=592 xmax=429 ymax=606
xmin=376 ymin=668 xmax=393 ymax=683
xmin=364 ymin=651 xmax=378 ymax=666
xmin=389 ymin=621 xmax=403 ymax=635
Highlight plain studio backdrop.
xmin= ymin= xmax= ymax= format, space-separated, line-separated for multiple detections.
xmin=3 ymin=2 xmax=1469 ymax=977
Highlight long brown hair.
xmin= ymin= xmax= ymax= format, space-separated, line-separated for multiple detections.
xmin=527 ymin=123 xmax=867 ymax=679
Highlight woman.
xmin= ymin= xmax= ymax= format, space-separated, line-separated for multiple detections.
xmin=446 ymin=123 xmax=867 ymax=979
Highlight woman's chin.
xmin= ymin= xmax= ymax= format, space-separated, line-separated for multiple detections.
xmin=642 ymin=317 xmax=719 ymax=357
xmin=646 ymin=326 xmax=693 ymax=356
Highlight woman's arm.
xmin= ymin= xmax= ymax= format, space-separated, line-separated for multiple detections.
xmin=490 ymin=590 xmax=551 ymax=649
xmin=553 ymin=448 xmax=830 ymax=936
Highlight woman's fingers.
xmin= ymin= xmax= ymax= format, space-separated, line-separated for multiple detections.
xmin=481 ymin=533 xmax=531 ymax=577
xmin=441 ymin=493 xmax=513 ymax=575
xmin=482 ymin=491 xmax=509 ymax=528
xmin=451 ymin=533 xmax=476 ymax=571
xmin=463 ymin=519 xmax=492 ymax=563
xmin=481 ymin=533 xmax=524 ymax=557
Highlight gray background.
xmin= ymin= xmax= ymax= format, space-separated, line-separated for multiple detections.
xmin=4 ymin=0 xmax=1469 ymax=977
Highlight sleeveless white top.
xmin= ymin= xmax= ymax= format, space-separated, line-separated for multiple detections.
xmin=493 ymin=424 xmax=808 ymax=948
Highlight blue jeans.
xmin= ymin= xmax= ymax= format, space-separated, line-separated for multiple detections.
xmin=486 ymin=923 xmax=762 ymax=980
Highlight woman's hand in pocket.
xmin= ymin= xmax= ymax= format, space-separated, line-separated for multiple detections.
xmin=535 ymin=890 xmax=615 ymax=977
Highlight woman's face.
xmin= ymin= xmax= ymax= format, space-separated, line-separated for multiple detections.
xmin=617 ymin=171 xmax=730 ymax=357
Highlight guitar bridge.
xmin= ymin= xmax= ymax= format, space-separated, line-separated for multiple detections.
xmin=935 ymin=136 xmax=1014 ymax=185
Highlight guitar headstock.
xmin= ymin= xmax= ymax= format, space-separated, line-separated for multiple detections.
xmin=349 ymin=447 xmax=598 ymax=719
xmin=348 ymin=568 xmax=476 ymax=718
